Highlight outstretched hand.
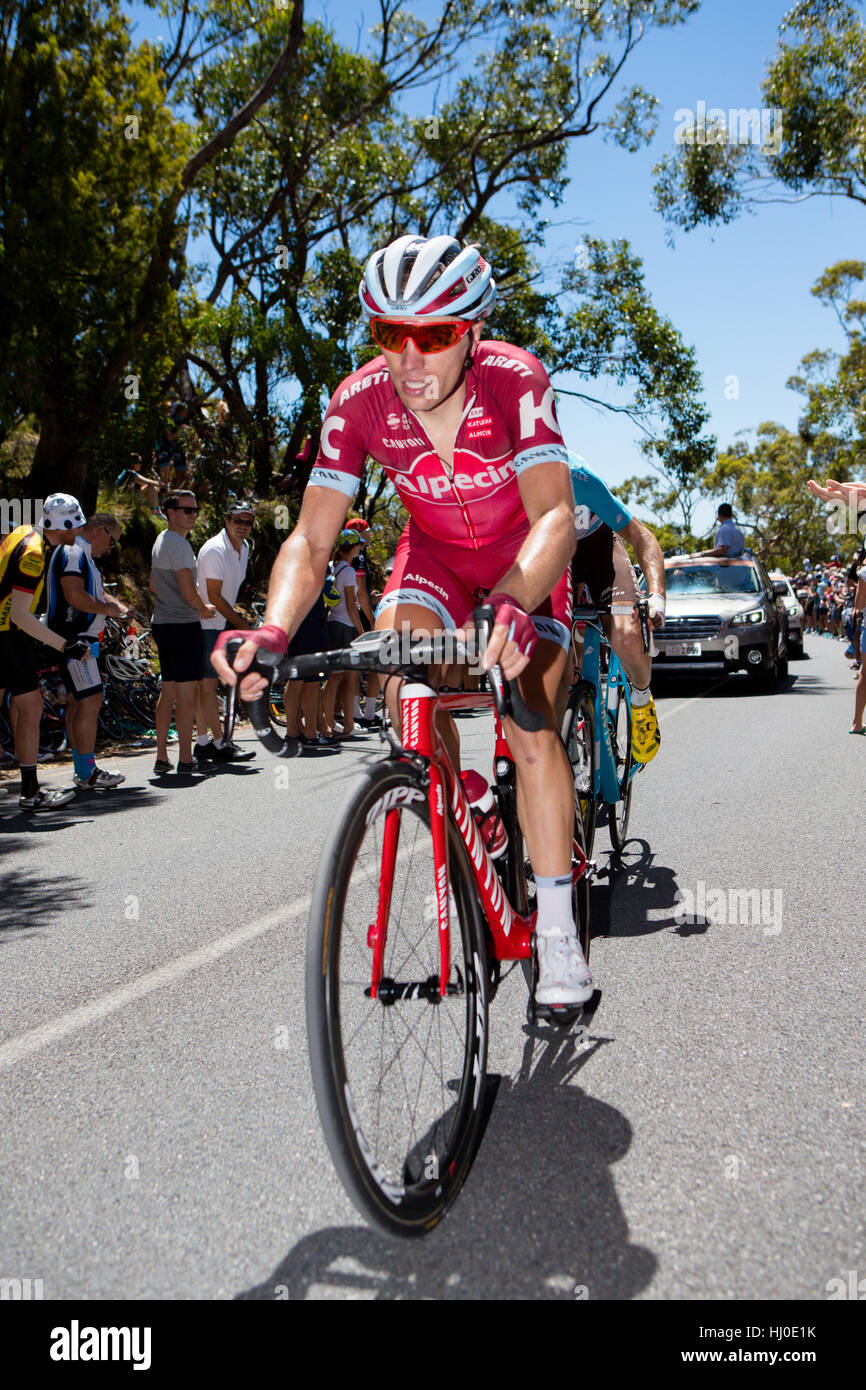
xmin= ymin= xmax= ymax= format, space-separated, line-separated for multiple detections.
xmin=807 ymin=477 xmax=866 ymax=504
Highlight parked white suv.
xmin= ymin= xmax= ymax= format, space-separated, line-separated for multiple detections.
xmin=769 ymin=572 xmax=804 ymax=659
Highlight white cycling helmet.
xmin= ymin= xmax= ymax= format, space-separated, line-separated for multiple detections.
xmin=359 ymin=234 xmax=496 ymax=321
xmin=41 ymin=492 xmax=86 ymax=531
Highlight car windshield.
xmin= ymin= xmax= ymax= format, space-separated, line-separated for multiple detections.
xmin=665 ymin=564 xmax=761 ymax=595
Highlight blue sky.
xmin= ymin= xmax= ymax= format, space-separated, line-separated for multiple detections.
xmin=128 ymin=0 xmax=861 ymax=536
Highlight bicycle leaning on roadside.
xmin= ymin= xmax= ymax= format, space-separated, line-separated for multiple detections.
xmin=560 ymin=598 xmax=652 ymax=860
xmin=222 ymin=607 xmax=594 ymax=1237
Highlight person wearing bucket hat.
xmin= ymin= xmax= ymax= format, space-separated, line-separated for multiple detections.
xmin=0 ymin=492 xmax=90 ymax=810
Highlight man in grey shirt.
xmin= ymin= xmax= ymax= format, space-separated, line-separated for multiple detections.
xmin=700 ymin=503 xmax=745 ymax=558
xmin=150 ymin=491 xmax=216 ymax=775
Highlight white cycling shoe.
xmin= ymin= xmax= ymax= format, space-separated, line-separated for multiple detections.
xmin=535 ymin=931 xmax=593 ymax=1006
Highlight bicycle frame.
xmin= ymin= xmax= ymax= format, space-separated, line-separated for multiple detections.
xmin=368 ymin=679 xmax=587 ymax=1000
xmin=574 ymin=615 xmax=641 ymax=805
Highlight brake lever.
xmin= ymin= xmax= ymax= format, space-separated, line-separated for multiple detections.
xmin=473 ymin=604 xmax=545 ymax=732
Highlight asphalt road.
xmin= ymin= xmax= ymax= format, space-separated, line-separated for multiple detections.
xmin=1 ymin=633 xmax=864 ymax=1301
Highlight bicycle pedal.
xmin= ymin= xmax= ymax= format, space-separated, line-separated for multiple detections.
xmin=533 ymin=1002 xmax=586 ymax=1029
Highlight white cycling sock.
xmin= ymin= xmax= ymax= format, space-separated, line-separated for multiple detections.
xmin=535 ymin=874 xmax=575 ymax=938
xmin=630 ymin=684 xmax=651 ymax=708
xmin=364 ymin=696 xmax=377 ymax=718
xmin=196 ymin=734 xmax=210 ymax=747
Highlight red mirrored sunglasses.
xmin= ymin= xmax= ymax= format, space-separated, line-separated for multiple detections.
xmin=370 ymin=318 xmax=472 ymax=355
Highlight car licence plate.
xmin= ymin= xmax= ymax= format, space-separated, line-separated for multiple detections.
xmin=665 ymin=641 xmax=702 ymax=656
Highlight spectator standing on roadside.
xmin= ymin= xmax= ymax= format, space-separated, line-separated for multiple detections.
xmin=699 ymin=503 xmax=745 ymax=558
xmin=850 ymin=560 xmax=866 ymax=734
xmin=44 ymin=512 xmax=128 ymax=792
xmin=0 ymin=493 xmax=91 ymax=811
xmin=346 ymin=515 xmax=381 ymax=727
xmin=150 ymin=492 xmax=216 ymax=775
xmin=283 ymin=574 xmax=339 ymax=748
xmin=323 ymin=529 xmax=364 ymax=738
xmin=155 ymin=401 xmax=188 ymax=492
xmin=194 ymin=502 xmax=257 ymax=765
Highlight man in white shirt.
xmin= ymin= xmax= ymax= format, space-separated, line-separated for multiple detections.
xmin=195 ymin=503 xmax=256 ymax=762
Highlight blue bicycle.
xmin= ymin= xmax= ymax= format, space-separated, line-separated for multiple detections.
xmin=560 ymin=600 xmax=651 ymax=858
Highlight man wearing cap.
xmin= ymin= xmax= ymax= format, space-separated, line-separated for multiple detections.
xmin=0 ymin=493 xmax=92 ymax=811
xmin=44 ymin=512 xmax=128 ymax=792
xmin=195 ymin=503 xmax=257 ymax=763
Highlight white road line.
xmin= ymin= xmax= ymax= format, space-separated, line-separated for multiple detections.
xmin=0 ymin=895 xmax=311 ymax=1072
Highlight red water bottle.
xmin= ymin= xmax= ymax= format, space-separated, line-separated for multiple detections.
xmin=459 ymin=769 xmax=508 ymax=860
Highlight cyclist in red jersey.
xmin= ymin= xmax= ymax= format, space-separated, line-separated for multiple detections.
xmin=214 ymin=234 xmax=592 ymax=1005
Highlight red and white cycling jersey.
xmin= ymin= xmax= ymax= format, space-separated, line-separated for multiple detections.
xmin=308 ymin=341 xmax=569 ymax=550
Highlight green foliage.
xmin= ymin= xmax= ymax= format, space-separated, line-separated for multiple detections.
xmin=172 ymin=0 xmax=705 ymax=501
xmin=0 ymin=0 xmax=190 ymax=491
xmin=704 ymin=423 xmax=845 ymax=570
xmin=653 ymin=0 xmax=866 ymax=234
xmin=0 ymin=0 xmax=708 ymax=517
xmin=555 ymin=237 xmax=715 ymax=531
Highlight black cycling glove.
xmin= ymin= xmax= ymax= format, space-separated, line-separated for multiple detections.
xmin=63 ymin=638 xmax=90 ymax=661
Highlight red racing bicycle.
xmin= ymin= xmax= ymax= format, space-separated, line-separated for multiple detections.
xmin=225 ymin=609 xmax=593 ymax=1236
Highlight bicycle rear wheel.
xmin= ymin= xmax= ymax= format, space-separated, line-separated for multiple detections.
xmin=306 ymin=760 xmax=489 ymax=1237
xmin=561 ymin=680 xmax=597 ymax=860
xmin=608 ymin=681 xmax=633 ymax=853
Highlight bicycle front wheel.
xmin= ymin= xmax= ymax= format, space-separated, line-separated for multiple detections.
xmin=608 ymin=682 xmax=633 ymax=853
xmin=561 ymin=680 xmax=597 ymax=860
xmin=306 ymin=760 xmax=489 ymax=1237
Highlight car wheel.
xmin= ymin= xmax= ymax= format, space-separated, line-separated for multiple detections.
xmin=753 ymin=646 xmax=778 ymax=692
xmin=788 ymin=637 xmax=804 ymax=660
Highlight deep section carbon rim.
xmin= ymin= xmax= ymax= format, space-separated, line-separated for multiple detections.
xmin=609 ymin=683 xmax=633 ymax=851
xmin=307 ymin=763 xmax=488 ymax=1235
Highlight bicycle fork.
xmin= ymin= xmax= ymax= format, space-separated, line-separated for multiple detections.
xmin=368 ymin=684 xmax=535 ymax=1001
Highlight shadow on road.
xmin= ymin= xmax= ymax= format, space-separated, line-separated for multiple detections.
xmin=0 ymin=838 xmax=92 ymax=938
xmin=589 ymin=837 xmax=685 ymax=941
xmin=0 ymin=786 xmax=162 ymax=832
xmin=237 ymin=1029 xmax=655 ymax=1301
xmin=655 ymin=671 xmax=807 ymax=700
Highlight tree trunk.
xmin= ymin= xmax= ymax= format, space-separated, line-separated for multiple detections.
xmin=29 ymin=392 xmax=97 ymax=513
xmin=253 ymin=354 xmax=271 ymax=497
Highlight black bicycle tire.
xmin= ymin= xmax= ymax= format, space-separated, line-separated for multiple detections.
xmin=96 ymin=698 xmax=128 ymax=743
xmin=101 ymin=682 xmax=148 ymax=732
xmin=115 ymin=685 xmax=158 ymax=730
xmin=306 ymin=760 xmax=489 ymax=1237
xmin=561 ymin=680 xmax=597 ymax=861
xmin=608 ymin=683 xmax=633 ymax=853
